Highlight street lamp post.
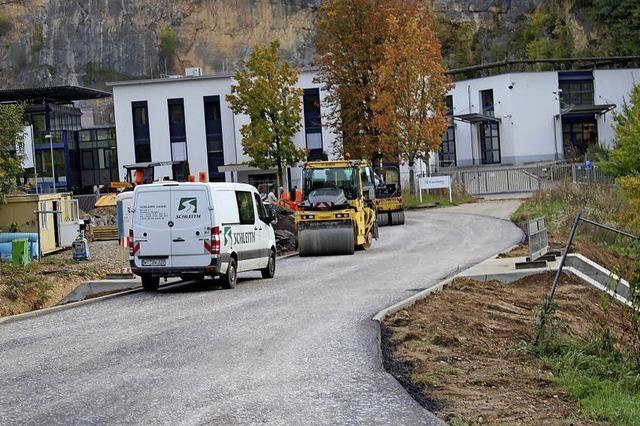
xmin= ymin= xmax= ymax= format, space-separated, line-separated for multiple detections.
xmin=44 ymin=134 xmax=56 ymax=193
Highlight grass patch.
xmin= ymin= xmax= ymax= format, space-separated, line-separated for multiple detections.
xmin=402 ymin=187 xmax=474 ymax=209
xmin=532 ymin=333 xmax=640 ymax=425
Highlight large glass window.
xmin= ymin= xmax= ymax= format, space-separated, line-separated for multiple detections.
xmin=559 ymin=72 xmax=594 ymax=107
xmin=235 ymin=191 xmax=255 ymax=225
xmin=204 ymin=96 xmax=225 ymax=182
xmin=303 ymin=88 xmax=323 ymax=160
xmin=132 ymin=101 xmax=151 ymax=162
xmin=440 ymin=95 xmax=456 ymax=166
xmin=168 ymin=98 xmax=188 ymax=181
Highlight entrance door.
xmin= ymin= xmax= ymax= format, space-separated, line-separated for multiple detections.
xmin=562 ymin=119 xmax=597 ymax=160
xmin=480 ymin=122 xmax=501 ymax=164
xmin=52 ymin=201 xmax=61 ymax=248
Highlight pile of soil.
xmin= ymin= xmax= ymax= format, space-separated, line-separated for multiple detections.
xmin=272 ymin=205 xmax=297 ymax=254
xmin=383 ymin=272 xmax=633 ymax=425
xmin=85 ymin=206 xmax=117 ymax=226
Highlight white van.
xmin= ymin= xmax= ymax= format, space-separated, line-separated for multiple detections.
xmin=129 ymin=182 xmax=277 ymax=291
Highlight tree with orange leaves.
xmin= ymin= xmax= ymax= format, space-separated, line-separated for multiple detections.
xmin=315 ymin=1 xmax=452 ymax=194
xmin=372 ymin=1 xmax=453 ymax=193
xmin=314 ymin=0 xmax=388 ymax=160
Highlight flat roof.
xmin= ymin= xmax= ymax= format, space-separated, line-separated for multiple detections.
xmin=448 ymin=56 xmax=640 ymax=79
xmin=0 ymin=85 xmax=111 ymax=103
xmin=107 ymin=66 xmax=319 ymax=88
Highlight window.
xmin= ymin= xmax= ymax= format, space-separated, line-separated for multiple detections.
xmin=39 ymin=201 xmax=48 ymax=230
xmin=303 ymin=167 xmax=357 ymax=200
xmin=480 ymin=122 xmax=501 ymax=164
xmin=440 ymin=126 xmax=456 ymax=166
xmin=303 ymin=88 xmax=323 ymax=160
xmin=204 ymin=96 xmax=225 ymax=182
xmin=440 ymin=96 xmax=456 ymax=166
xmin=235 ymin=191 xmax=255 ymax=225
xmin=562 ymin=120 xmax=598 ymax=159
xmin=559 ymin=72 xmax=594 ymax=107
xmin=253 ymin=192 xmax=269 ymax=223
xmin=480 ymin=89 xmax=494 ymax=117
xmin=132 ymin=101 xmax=151 ymax=162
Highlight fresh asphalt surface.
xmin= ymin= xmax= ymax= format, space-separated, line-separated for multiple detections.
xmin=1 ymin=204 xmax=523 ymax=425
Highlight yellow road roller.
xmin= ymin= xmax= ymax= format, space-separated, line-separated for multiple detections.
xmin=374 ymin=165 xmax=405 ymax=226
xmin=294 ymin=160 xmax=378 ymax=256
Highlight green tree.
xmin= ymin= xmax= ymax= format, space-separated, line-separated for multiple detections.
xmin=158 ymin=27 xmax=178 ymax=73
xmin=0 ymin=103 xmax=25 ymax=203
xmin=226 ymin=41 xmax=305 ymax=187
xmin=602 ymin=84 xmax=640 ymax=177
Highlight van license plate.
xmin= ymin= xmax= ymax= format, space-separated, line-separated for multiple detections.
xmin=141 ymin=258 xmax=166 ymax=267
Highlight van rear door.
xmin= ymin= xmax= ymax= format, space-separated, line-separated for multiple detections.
xmin=170 ymin=185 xmax=213 ymax=268
xmin=133 ymin=186 xmax=172 ymax=265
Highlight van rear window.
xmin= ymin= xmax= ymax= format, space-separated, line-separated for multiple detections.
xmin=235 ymin=191 xmax=255 ymax=225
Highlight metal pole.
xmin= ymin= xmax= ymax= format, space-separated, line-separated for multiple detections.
xmin=579 ymin=217 xmax=639 ymax=240
xmin=533 ymin=212 xmax=581 ymax=345
xmin=32 ymin=127 xmax=38 ymax=194
xmin=45 ymin=134 xmax=56 ymax=193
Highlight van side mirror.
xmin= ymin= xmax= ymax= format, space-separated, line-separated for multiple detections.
xmin=265 ymin=205 xmax=277 ymax=224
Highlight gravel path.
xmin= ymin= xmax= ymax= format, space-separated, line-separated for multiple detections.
xmin=0 ymin=202 xmax=523 ymax=425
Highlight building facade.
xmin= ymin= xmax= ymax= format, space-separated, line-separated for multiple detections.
xmin=109 ymin=70 xmax=336 ymax=190
xmin=0 ymin=86 xmax=117 ymax=194
xmin=444 ymin=67 xmax=640 ymax=167
xmin=108 ymin=64 xmax=640 ymax=191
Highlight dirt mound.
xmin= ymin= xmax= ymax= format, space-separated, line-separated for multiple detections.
xmin=383 ymin=272 xmax=632 ymax=425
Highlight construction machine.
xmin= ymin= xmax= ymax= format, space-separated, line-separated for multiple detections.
xmin=374 ymin=165 xmax=405 ymax=226
xmin=294 ymin=159 xmax=378 ymax=256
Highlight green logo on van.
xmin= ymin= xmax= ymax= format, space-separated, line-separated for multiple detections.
xmin=223 ymin=226 xmax=232 ymax=246
xmin=178 ymin=197 xmax=197 ymax=214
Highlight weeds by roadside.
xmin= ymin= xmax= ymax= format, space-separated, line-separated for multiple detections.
xmin=0 ymin=264 xmax=51 ymax=310
xmin=529 ymin=241 xmax=640 ymax=425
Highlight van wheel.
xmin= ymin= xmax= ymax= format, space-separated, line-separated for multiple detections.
xmin=141 ymin=275 xmax=159 ymax=291
xmin=221 ymin=258 xmax=237 ymax=289
xmin=261 ymin=250 xmax=276 ymax=279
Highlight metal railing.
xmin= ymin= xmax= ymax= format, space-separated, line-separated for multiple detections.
xmin=432 ymin=163 xmax=614 ymax=195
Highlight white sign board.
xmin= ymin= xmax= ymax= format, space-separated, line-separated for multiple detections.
xmin=20 ymin=125 xmax=34 ymax=169
xmin=418 ymin=175 xmax=452 ymax=203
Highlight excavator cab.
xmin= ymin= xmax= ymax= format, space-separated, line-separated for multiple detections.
xmin=295 ymin=160 xmax=378 ymax=256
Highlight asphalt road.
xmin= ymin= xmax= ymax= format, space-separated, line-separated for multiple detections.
xmin=0 ymin=203 xmax=523 ymax=425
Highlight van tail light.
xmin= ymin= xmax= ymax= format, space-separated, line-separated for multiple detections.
xmin=128 ymin=229 xmax=139 ymax=256
xmin=205 ymin=227 xmax=221 ymax=255
xmin=211 ymin=226 xmax=221 ymax=255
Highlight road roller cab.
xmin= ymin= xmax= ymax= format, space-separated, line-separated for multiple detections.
xmin=374 ymin=165 xmax=405 ymax=226
xmin=294 ymin=160 xmax=378 ymax=256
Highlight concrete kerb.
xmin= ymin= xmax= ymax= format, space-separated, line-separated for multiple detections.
xmin=373 ymin=243 xmax=523 ymax=323
xmin=0 ymin=252 xmax=300 ymax=326
xmin=0 ymin=287 xmax=143 ymax=326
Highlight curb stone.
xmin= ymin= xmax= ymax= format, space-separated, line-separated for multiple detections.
xmin=0 ymin=252 xmax=300 ymax=326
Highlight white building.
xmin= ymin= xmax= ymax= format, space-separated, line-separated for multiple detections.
xmin=108 ymin=62 xmax=640 ymax=190
xmin=445 ymin=67 xmax=640 ymax=167
xmin=108 ymin=69 xmax=335 ymax=190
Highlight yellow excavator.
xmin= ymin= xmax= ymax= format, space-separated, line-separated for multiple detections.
xmin=294 ymin=159 xmax=378 ymax=256
xmin=374 ymin=164 xmax=405 ymax=226
xmin=95 ymin=161 xmax=185 ymax=208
